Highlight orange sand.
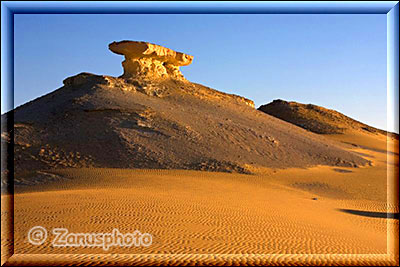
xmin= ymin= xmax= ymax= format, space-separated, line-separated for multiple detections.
xmin=1 ymin=133 xmax=398 ymax=265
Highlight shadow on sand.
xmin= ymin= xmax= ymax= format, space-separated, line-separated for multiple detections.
xmin=333 ymin=168 xmax=353 ymax=173
xmin=339 ymin=209 xmax=399 ymax=219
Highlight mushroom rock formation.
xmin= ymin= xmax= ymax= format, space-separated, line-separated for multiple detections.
xmin=109 ymin=40 xmax=193 ymax=80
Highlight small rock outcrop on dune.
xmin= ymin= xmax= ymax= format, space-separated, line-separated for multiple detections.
xmin=2 ymin=41 xmax=371 ymax=182
xmin=258 ymin=99 xmax=398 ymax=138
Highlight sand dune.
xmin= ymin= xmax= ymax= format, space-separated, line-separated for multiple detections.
xmin=6 ymin=174 xmax=397 ymax=255
xmin=2 ymin=140 xmax=398 ymax=265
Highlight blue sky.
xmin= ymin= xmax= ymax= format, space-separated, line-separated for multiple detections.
xmin=13 ymin=14 xmax=390 ymax=131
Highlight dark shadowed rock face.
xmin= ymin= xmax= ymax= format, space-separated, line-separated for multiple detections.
xmin=2 ymin=73 xmax=370 ymax=178
xmin=258 ymin=99 xmax=397 ymax=137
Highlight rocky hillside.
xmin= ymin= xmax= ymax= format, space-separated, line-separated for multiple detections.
xmin=258 ymin=99 xmax=397 ymax=138
xmin=2 ymin=41 xmax=370 ymax=179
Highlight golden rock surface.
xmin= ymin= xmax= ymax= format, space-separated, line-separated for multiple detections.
xmin=109 ymin=41 xmax=193 ymax=80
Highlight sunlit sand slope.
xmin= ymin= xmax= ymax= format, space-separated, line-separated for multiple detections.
xmin=3 ymin=141 xmax=398 ymax=265
xmin=2 ymin=117 xmax=398 ymax=266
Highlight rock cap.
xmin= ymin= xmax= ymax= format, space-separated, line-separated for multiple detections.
xmin=109 ymin=41 xmax=193 ymax=66
xmin=109 ymin=40 xmax=193 ymax=80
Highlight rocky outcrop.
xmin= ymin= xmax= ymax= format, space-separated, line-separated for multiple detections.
xmin=6 ymin=75 xmax=369 ymax=177
xmin=2 ymin=41 xmax=373 ymax=183
xmin=105 ymin=40 xmax=255 ymax=106
xmin=258 ymin=99 xmax=398 ymax=138
xmin=109 ymin=41 xmax=193 ymax=80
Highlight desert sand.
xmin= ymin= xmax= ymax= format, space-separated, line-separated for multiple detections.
xmin=2 ymin=132 xmax=398 ymax=265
